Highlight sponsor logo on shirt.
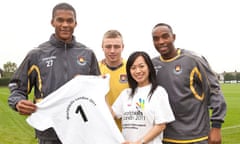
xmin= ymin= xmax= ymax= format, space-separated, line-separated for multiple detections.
xmin=42 ymin=56 xmax=56 ymax=67
xmin=154 ymin=65 xmax=162 ymax=74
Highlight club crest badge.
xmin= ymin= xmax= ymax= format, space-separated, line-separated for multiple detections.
xmin=119 ymin=74 xmax=128 ymax=83
xmin=173 ymin=64 xmax=182 ymax=74
xmin=77 ymin=56 xmax=87 ymax=66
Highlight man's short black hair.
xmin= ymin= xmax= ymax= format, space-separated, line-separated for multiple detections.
xmin=153 ymin=23 xmax=173 ymax=33
xmin=52 ymin=2 xmax=76 ymax=19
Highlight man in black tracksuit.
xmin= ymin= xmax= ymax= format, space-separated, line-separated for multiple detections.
xmin=8 ymin=3 xmax=100 ymax=144
xmin=151 ymin=23 xmax=226 ymax=144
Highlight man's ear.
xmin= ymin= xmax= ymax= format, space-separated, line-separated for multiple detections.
xmin=51 ymin=19 xmax=54 ymax=27
xmin=173 ymin=34 xmax=176 ymax=40
xmin=75 ymin=21 xmax=77 ymax=27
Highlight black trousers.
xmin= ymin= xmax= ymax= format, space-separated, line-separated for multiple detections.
xmin=38 ymin=139 xmax=62 ymax=144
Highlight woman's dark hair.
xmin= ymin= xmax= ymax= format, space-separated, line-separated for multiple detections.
xmin=126 ymin=51 xmax=158 ymax=100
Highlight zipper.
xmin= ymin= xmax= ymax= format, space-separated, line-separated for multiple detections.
xmin=63 ymin=43 xmax=68 ymax=81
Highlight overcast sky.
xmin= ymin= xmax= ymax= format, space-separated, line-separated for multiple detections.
xmin=0 ymin=0 xmax=239 ymax=73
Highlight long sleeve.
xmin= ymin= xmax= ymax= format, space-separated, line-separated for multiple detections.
xmin=197 ymin=56 xmax=227 ymax=127
xmin=8 ymin=51 xmax=36 ymax=111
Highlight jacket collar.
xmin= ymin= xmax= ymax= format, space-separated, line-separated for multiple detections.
xmin=50 ymin=34 xmax=76 ymax=48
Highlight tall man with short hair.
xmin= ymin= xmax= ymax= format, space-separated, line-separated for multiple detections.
xmin=151 ymin=23 xmax=226 ymax=144
xmin=8 ymin=3 xmax=100 ymax=144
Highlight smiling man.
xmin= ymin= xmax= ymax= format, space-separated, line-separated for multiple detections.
xmin=8 ymin=2 xmax=100 ymax=144
xmin=151 ymin=23 xmax=226 ymax=144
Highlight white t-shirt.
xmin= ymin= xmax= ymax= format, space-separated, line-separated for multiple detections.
xmin=112 ymin=84 xmax=175 ymax=144
xmin=27 ymin=75 xmax=124 ymax=144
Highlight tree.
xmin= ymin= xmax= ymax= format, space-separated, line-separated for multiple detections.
xmin=236 ymin=73 xmax=240 ymax=83
xmin=224 ymin=73 xmax=235 ymax=83
xmin=3 ymin=61 xmax=17 ymax=78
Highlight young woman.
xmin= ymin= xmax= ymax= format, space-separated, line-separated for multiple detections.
xmin=111 ymin=51 xmax=175 ymax=144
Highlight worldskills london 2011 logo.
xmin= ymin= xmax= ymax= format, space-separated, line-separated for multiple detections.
xmin=136 ymin=98 xmax=145 ymax=111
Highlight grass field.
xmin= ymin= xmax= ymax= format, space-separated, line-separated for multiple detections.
xmin=0 ymin=84 xmax=240 ymax=144
xmin=220 ymin=84 xmax=240 ymax=143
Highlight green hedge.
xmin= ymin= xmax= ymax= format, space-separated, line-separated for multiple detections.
xmin=0 ymin=78 xmax=10 ymax=86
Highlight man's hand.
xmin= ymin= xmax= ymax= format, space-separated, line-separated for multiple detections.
xmin=16 ymin=100 xmax=37 ymax=115
xmin=208 ymin=128 xmax=222 ymax=144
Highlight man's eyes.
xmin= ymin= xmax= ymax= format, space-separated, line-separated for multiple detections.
xmin=153 ymin=36 xmax=159 ymax=41
xmin=105 ymin=45 xmax=121 ymax=48
xmin=56 ymin=18 xmax=74 ymax=23
xmin=153 ymin=34 xmax=170 ymax=41
xmin=162 ymin=34 xmax=170 ymax=39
